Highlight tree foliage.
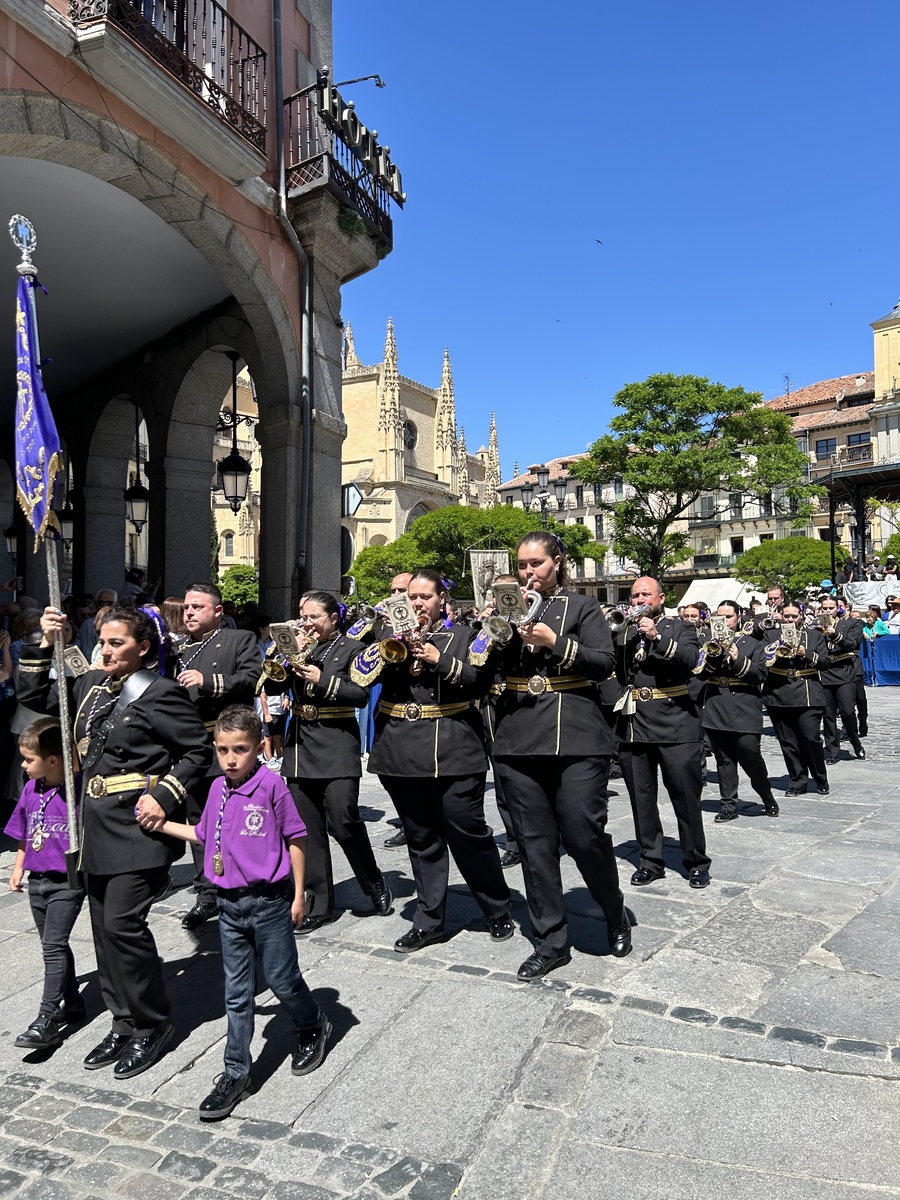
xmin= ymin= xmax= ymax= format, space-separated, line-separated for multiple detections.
xmin=734 ymin=537 xmax=834 ymax=595
xmin=219 ymin=564 xmax=259 ymax=609
xmin=569 ymin=373 xmax=822 ymax=577
xmin=348 ymin=506 xmax=605 ymax=601
xmin=882 ymin=530 xmax=900 ymax=562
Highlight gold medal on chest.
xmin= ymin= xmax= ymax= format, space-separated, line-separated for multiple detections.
xmin=212 ymin=852 xmax=225 ymax=877
xmin=77 ymin=737 xmax=90 ymax=757
xmin=31 ymin=830 xmax=45 ymax=852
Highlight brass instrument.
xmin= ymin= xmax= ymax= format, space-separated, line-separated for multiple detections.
xmin=260 ymin=629 xmax=320 ymax=684
xmin=775 ymin=624 xmax=800 ymax=658
xmin=378 ymin=637 xmax=409 ymax=664
xmin=814 ymin=613 xmax=836 ymax=635
xmin=704 ymin=615 xmax=734 ymax=658
xmin=484 ymin=615 xmax=514 ymax=646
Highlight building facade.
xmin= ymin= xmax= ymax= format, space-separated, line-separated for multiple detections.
xmin=1 ymin=0 xmax=401 ymax=611
xmin=341 ymin=320 xmax=502 ymax=551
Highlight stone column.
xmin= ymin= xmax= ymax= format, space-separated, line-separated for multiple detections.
xmin=257 ymin=403 xmax=303 ymax=618
xmin=82 ymin=483 xmax=127 ymax=595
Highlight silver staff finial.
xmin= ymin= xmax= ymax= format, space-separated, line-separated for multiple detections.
xmin=9 ymin=215 xmax=37 ymax=276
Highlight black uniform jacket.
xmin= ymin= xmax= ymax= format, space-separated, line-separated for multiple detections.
xmin=17 ymin=645 xmax=211 ymax=874
xmin=697 ymin=633 xmax=767 ymax=735
xmin=177 ymin=626 xmax=260 ymax=776
xmin=484 ymin=591 xmax=614 ymax=758
xmin=818 ymin=617 xmax=864 ymax=687
xmin=614 ymin=616 xmax=702 ymax=744
xmin=761 ymin=627 xmax=830 ymax=708
xmin=352 ymin=623 xmax=488 ymax=779
xmin=265 ymin=634 xmax=366 ymax=780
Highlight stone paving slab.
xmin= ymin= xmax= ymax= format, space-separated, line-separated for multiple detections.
xmin=754 ymin=963 xmax=900 ymax=1043
xmin=576 ymin=1044 xmax=900 ymax=1186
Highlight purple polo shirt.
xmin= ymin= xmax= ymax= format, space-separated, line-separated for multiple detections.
xmin=5 ymin=778 xmax=79 ymax=874
xmin=196 ymin=765 xmax=306 ymax=890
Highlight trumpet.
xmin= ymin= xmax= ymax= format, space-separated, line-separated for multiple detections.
xmin=703 ymin=636 xmax=734 ymax=657
xmin=606 ymin=604 xmax=649 ymax=631
xmin=814 ymin=614 xmax=836 ymax=634
xmin=260 ymin=631 xmax=320 ymax=682
xmin=483 ymin=615 xmax=514 ymax=646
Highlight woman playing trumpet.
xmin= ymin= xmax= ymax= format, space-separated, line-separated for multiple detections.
xmin=350 ymin=569 xmax=512 ymax=954
xmin=483 ymin=532 xmax=630 ymax=981
xmin=264 ymin=593 xmax=391 ymax=932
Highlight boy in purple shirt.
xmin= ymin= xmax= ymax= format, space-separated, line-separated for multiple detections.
xmin=5 ymin=717 xmax=86 ymax=1050
xmin=162 ymin=705 xmax=331 ymax=1121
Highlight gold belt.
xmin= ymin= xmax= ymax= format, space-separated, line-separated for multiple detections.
xmin=769 ymin=667 xmax=816 ymax=677
xmin=378 ymin=700 xmax=472 ymax=722
xmin=631 ymin=685 xmax=689 ymax=702
xmin=291 ymin=704 xmax=357 ymax=721
xmin=86 ymin=772 xmax=160 ymax=799
xmin=705 ymin=677 xmax=748 ymax=688
xmin=504 ymin=675 xmax=590 ymax=696
xmin=828 ymin=653 xmax=854 ymax=663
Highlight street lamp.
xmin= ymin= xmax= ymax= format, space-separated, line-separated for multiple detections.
xmin=216 ymin=350 xmax=252 ymax=515
xmin=4 ymin=526 xmax=18 ymax=564
xmin=55 ymin=499 xmax=74 ymax=551
xmin=124 ymin=402 xmax=150 ymax=533
xmin=553 ymin=478 xmax=568 ymax=508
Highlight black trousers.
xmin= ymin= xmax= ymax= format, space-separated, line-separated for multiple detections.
xmin=619 ymin=741 xmax=710 ymax=873
xmin=86 ymin=867 xmax=170 ymax=1038
xmin=289 ymin=777 xmax=383 ymax=917
xmin=490 ymin=761 xmax=518 ymax=855
xmin=28 ymin=875 xmax=85 ymax=1016
xmin=768 ymin=707 xmax=827 ymax=788
xmin=706 ymin=730 xmax=774 ymax=813
xmin=187 ymin=779 xmax=216 ymax=903
xmin=822 ymin=682 xmax=861 ymax=757
xmin=855 ymin=673 xmax=868 ymax=734
xmin=494 ymin=756 xmax=625 ymax=958
xmin=380 ymin=774 xmax=510 ymax=934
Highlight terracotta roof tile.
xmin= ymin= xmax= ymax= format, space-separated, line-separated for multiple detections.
xmin=791 ymin=405 xmax=874 ymax=432
xmin=499 ymin=452 xmax=589 ymax=489
xmin=766 ymin=372 xmax=874 ymax=412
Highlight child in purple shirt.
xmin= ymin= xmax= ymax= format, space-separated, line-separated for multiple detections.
xmin=5 ymin=717 xmax=86 ymax=1050
xmin=162 ymin=705 xmax=331 ymax=1121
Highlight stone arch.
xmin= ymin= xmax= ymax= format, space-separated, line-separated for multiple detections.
xmin=82 ymin=395 xmax=144 ymax=594
xmin=405 ymin=502 xmax=433 ymax=531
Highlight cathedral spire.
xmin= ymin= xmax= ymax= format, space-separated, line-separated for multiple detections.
xmin=435 ymin=347 xmax=457 ymax=491
xmin=343 ymin=321 xmax=360 ymax=370
xmin=483 ymin=411 xmax=501 ymax=507
xmin=377 ymin=317 xmax=404 ymax=481
xmin=457 ymin=425 xmax=470 ymax=506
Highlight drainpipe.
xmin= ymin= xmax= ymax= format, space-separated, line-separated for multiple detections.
xmin=272 ymin=0 xmax=311 ymax=586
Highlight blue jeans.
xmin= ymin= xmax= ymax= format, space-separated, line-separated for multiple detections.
xmin=217 ymin=884 xmax=321 ymax=1076
xmin=27 ymin=873 xmax=85 ymax=1016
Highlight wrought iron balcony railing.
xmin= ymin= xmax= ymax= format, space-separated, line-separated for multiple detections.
xmin=69 ymin=0 xmax=267 ymax=154
xmin=284 ymin=88 xmax=394 ymax=243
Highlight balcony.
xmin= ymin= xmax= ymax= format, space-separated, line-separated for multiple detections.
xmin=839 ymin=443 xmax=874 ymax=466
xmin=692 ymin=553 xmax=738 ymax=570
xmin=68 ymin=0 xmax=267 ymax=182
xmin=284 ymin=82 xmax=402 ymax=255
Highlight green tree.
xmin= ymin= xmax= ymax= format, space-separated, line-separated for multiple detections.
xmin=733 ymin=537 xmax=834 ymax=595
xmin=569 ymin=373 xmax=821 ymax=578
xmin=219 ymin=564 xmax=259 ymax=610
xmin=210 ymin=526 xmax=220 ymax=580
xmin=882 ymin=530 xmax=900 ymax=562
xmin=348 ymin=505 xmax=605 ymax=601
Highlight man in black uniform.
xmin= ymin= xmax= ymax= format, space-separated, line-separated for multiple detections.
xmin=616 ymin=577 xmax=711 ymax=888
xmin=816 ymin=594 xmax=865 ymax=763
xmin=696 ymin=601 xmax=778 ymax=821
xmin=178 ymin=582 xmax=262 ymax=928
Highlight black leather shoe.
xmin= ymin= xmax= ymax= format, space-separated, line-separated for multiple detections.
xmin=853 ymin=745 xmax=866 ymax=760
xmin=763 ymin=798 xmax=780 ymax=817
xmin=816 ymin=785 xmax=830 ymax=795
xmin=291 ymin=1017 xmax=333 ymax=1076
xmin=688 ymin=867 xmax=711 ymax=889
xmin=488 ymin=914 xmax=515 ymax=942
xmin=113 ymin=1021 xmax=175 ymax=1079
xmin=294 ymin=913 xmax=336 ymax=936
xmin=384 ymin=829 xmax=407 ymax=849
xmin=825 ymin=756 xmax=841 ymax=766
xmin=784 ymin=785 xmax=806 ymax=797
xmin=516 ymin=951 xmax=571 ymax=981
xmin=371 ymin=880 xmax=393 ymax=916
xmin=84 ymin=1031 xmax=131 ymax=1070
xmin=500 ymin=849 xmax=521 ymax=869
xmin=15 ymin=1014 xmax=63 ymax=1050
xmin=199 ymin=1072 xmax=252 ymax=1121
xmin=182 ymin=901 xmax=218 ymax=930
xmin=607 ymin=918 xmax=632 ymax=958
xmin=394 ymin=927 xmax=443 ymax=953
xmin=714 ymin=810 xmax=739 ymax=822
xmin=630 ymin=867 xmax=665 ymax=887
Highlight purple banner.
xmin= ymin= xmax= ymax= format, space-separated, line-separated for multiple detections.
xmin=15 ymin=275 xmax=61 ymax=546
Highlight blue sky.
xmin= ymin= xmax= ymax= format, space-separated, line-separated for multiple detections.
xmin=334 ymin=2 xmax=900 ymax=480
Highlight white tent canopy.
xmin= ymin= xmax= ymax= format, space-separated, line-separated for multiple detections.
xmin=676 ymin=577 xmax=766 ymax=613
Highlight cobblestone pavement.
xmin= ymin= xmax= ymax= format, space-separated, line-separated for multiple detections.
xmin=2 ymin=692 xmax=900 ymax=1199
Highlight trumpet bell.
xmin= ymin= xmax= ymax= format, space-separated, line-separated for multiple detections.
xmin=379 ymin=638 xmax=409 ymax=664
xmin=606 ymin=609 xmax=628 ymax=631
xmin=775 ymin=643 xmax=795 ymax=658
xmin=261 ymin=659 xmax=288 ymax=682
xmin=485 ymin=616 xmax=514 ymax=645
xmin=704 ymin=640 xmax=725 ymax=656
